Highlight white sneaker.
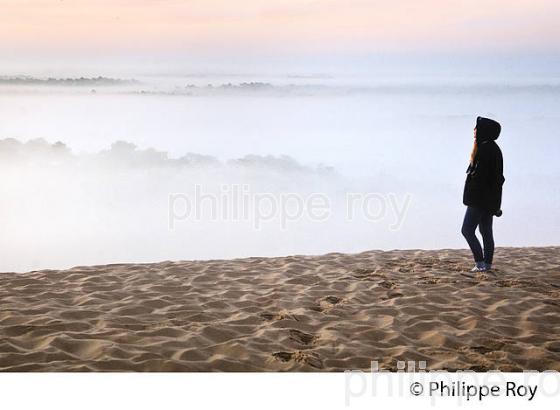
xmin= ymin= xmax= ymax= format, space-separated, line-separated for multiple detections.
xmin=471 ymin=263 xmax=488 ymax=272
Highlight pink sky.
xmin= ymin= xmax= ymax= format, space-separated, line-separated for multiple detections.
xmin=1 ymin=0 xmax=559 ymax=55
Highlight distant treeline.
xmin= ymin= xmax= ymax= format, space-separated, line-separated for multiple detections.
xmin=0 ymin=76 xmax=138 ymax=86
xmin=0 ymin=138 xmax=335 ymax=174
xmin=134 ymin=81 xmax=560 ymax=97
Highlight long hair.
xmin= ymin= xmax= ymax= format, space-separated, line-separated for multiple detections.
xmin=470 ymin=139 xmax=478 ymax=165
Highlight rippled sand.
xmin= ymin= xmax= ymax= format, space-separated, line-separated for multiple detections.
xmin=1 ymin=247 xmax=559 ymax=371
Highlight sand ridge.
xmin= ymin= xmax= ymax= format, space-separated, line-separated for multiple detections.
xmin=1 ymin=247 xmax=559 ymax=371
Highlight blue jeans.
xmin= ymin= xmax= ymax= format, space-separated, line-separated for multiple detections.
xmin=461 ymin=206 xmax=494 ymax=265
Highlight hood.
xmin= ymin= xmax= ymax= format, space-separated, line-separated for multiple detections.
xmin=476 ymin=116 xmax=501 ymax=142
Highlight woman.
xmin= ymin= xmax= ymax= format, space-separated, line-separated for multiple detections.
xmin=462 ymin=116 xmax=505 ymax=272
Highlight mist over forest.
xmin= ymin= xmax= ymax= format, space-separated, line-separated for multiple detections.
xmin=1 ymin=65 xmax=559 ymax=271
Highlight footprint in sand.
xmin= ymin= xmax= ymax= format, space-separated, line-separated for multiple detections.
xmin=353 ymin=268 xmax=376 ymax=275
xmin=468 ymin=364 xmax=491 ymax=372
xmin=288 ymin=329 xmax=316 ymax=346
xmin=493 ymin=279 xmax=540 ymax=289
xmin=310 ymin=295 xmax=344 ymax=313
xmin=272 ymin=351 xmax=323 ymax=369
xmin=378 ymin=280 xmax=397 ymax=289
xmin=460 ymin=272 xmax=492 ymax=281
xmin=460 ymin=338 xmax=511 ymax=356
xmin=417 ymin=276 xmax=442 ymax=285
xmin=259 ymin=311 xmax=299 ymax=322
xmin=325 ymin=296 xmax=342 ymax=305
xmin=470 ymin=346 xmax=496 ymax=355
xmin=352 ymin=268 xmax=385 ymax=281
xmin=416 ymin=276 xmax=457 ymax=285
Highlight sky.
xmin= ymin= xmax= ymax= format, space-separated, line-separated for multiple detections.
xmin=1 ymin=0 xmax=559 ymax=55
xmin=0 ymin=0 xmax=559 ymax=76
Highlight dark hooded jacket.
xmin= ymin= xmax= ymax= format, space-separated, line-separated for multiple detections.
xmin=463 ymin=117 xmax=505 ymax=214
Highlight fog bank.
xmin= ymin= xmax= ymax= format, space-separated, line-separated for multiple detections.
xmin=1 ymin=137 xmax=557 ymax=272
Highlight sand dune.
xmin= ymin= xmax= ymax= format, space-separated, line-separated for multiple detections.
xmin=1 ymin=247 xmax=559 ymax=371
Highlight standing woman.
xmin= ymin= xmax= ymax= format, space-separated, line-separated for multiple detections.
xmin=462 ymin=116 xmax=505 ymax=272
